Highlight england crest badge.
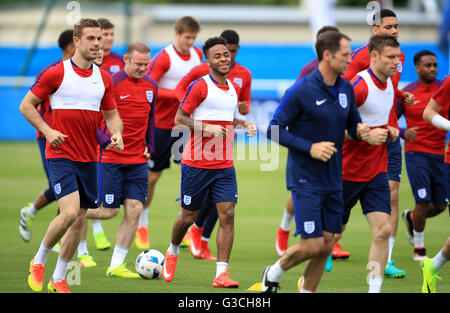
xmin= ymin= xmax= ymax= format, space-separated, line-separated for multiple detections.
xmin=146 ymin=90 xmax=153 ymax=103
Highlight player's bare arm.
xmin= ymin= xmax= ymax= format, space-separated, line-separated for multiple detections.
xmin=174 ymin=107 xmax=227 ymax=137
xmin=19 ymin=90 xmax=67 ymax=146
xmin=423 ymin=98 xmax=450 ymax=131
xmin=103 ymin=108 xmax=124 ymax=151
xmin=233 ymin=117 xmax=257 ymax=137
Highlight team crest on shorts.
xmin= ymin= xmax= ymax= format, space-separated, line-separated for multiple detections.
xmin=183 ymin=195 xmax=191 ymax=205
xmin=304 ymin=221 xmax=315 ymax=234
xmin=146 ymin=90 xmax=153 ymax=103
xmin=105 ymin=194 xmax=114 ymax=205
xmin=54 ymin=183 xmax=61 ymax=195
xmin=339 ymin=93 xmax=348 ymax=109
xmin=418 ymin=188 xmax=427 ymax=199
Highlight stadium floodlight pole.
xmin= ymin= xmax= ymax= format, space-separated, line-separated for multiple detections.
xmin=16 ymin=0 xmax=56 ymax=90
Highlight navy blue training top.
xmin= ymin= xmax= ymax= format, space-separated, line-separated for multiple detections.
xmin=267 ymin=68 xmax=362 ymax=192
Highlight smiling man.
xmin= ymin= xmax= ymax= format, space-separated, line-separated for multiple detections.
xmin=161 ymin=37 xmax=257 ymax=288
xmin=396 ymin=51 xmax=447 ymax=262
xmin=20 ymin=18 xmax=123 ymax=293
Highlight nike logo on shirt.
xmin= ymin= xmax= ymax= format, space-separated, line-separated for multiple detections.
xmin=316 ymin=99 xmax=327 ymax=105
xmin=120 ymin=95 xmax=130 ymax=99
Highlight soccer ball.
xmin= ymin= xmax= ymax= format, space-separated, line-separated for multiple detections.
xmin=135 ymin=249 xmax=165 ymax=279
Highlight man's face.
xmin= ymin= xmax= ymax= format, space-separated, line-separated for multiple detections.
xmin=416 ymin=55 xmax=438 ymax=83
xmin=373 ymin=17 xmax=399 ymax=40
xmin=101 ymin=28 xmax=114 ymax=51
xmin=226 ymin=43 xmax=239 ymax=62
xmin=373 ymin=46 xmax=401 ymax=77
xmin=174 ymin=31 xmax=198 ymax=53
xmin=74 ymin=27 xmax=102 ymax=61
xmin=124 ymin=51 xmax=151 ymax=80
xmin=329 ymin=38 xmax=352 ymax=76
xmin=206 ymin=44 xmax=231 ymax=76
xmin=93 ymin=46 xmax=104 ymax=66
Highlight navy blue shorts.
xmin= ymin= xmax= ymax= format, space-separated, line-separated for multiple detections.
xmin=291 ymin=189 xmax=344 ymax=239
xmin=405 ymin=151 xmax=447 ymax=205
xmin=180 ymin=164 xmax=238 ymax=211
xmin=47 ymin=158 xmax=99 ymax=208
xmin=148 ymin=128 xmax=185 ymax=172
xmin=343 ymin=172 xmax=391 ymax=225
xmin=101 ymin=163 xmax=148 ymax=208
xmin=387 ymin=138 xmax=402 ymax=182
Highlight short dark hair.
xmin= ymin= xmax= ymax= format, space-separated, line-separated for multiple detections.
xmin=97 ymin=18 xmax=114 ymax=30
xmin=373 ymin=8 xmax=397 ymax=26
xmin=203 ymin=36 xmax=227 ymax=58
xmin=73 ymin=18 xmax=100 ymax=38
xmin=220 ymin=30 xmax=239 ymax=45
xmin=316 ymin=26 xmax=339 ymax=39
xmin=58 ymin=29 xmax=74 ymax=50
xmin=413 ymin=50 xmax=437 ymax=65
xmin=368 ymin=34 xmax=400 ymax=54
xmin=315 ymin=31 xmax=351 ymax=62
xmin=174 ymin=16 xmax=201 ymax=34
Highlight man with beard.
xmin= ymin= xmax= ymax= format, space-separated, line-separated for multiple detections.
xmin=20 ymin=18 xmax=123 ymax=293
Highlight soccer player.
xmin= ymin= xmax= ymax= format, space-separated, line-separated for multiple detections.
xmin=261 ymin=31 xmax=374 ymax=293
xmin=175 ymin=29 xmax=252 ymax=260
xmin=341 ymin=8 xmax=412 ymax=277
xmin=278 ymin=25 xmax=350 ymax=266
xmin=18 ymin=29 xmax=75 ymax=243
xmin=20 ymin=18 xmax=123 ymax=293
xmin=339 ymin=35 xmax=402 ymax=292
xmin=136 ymin=16 xmax=202 ymax=250
xmin=397 ymin=50 xmax=446 ymax=262
xmin=97 ymin=18 xmax=124 ymax=74
xmin=420 ymin=237 xmax=450 ymax=293
xmin=161 ymin=37 xmax=257 ymax=288
xmin=92 ymin=42 xmax=156 ymax=278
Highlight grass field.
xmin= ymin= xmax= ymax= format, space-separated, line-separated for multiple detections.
xmin=0 ymin=141 xmax=449 ymax=294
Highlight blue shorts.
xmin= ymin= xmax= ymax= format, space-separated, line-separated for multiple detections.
xmin=47 ymin=158 xmax=99 ymax=208
xmin=387 ymin=138 xmax=402 ymax=182
xmin=343 ymin=172 xmax=391 ymax=225
xmin=148 ymin=128 xmax=185 ymax=172
xmin=291 ymin=189 xmax=344 ymax=239
xmin=405 ymin=151 xmax=447 ymax=205
xmin=180 ymin=164 xmax=238 ymax=211
xmin=101 ymin=163 xmax=148 ymax=208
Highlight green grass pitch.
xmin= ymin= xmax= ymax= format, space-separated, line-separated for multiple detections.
xmin=0 ymin=141 xmax=449 ymax=293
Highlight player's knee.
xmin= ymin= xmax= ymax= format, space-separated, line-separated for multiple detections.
xmin=59 ymin=209 xmax=79 ymax=226
xmin=374 ymin=222 xmax=392 ymax=242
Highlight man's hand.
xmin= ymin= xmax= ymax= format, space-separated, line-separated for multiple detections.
xmin=404 ymin=126 xmax=418 ymax=141
xmin=244 ymin=121 xmax=257 ymax=137
xmin=310 ymin=141 xmax=337 ymax=162
xmin=357 ymin=123 xmax=370 ymax=142
xmin=387 ymin=126 xmax=399 ymax=142
xmin=203 ymin=124 xmax=227 ymax=137
xmin=110 ymin=134 xmax=124 ymax=151
xmin=364 ymin=128 xmax=388 ymax=146
xmin=402 ymin=91 xmax=415 ymax=106
xmin=238 ymin=101 xmax=249 ymax=115
xmin=143 ymin=146 xmax=151 ymax=159
xmin=45 ymin=129 xmax=68 ymax=147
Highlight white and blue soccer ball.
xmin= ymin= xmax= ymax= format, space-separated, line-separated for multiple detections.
xmin=135 ymin=249 xmax=165 ymax=279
